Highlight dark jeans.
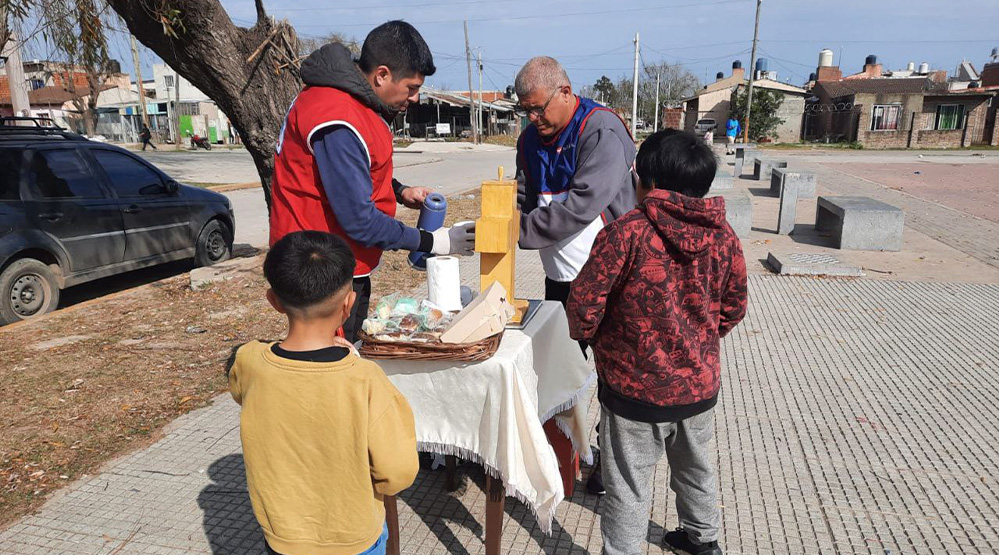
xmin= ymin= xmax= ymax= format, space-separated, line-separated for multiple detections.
xmin=544 ymin=277 xmax=588 ymax=357
xmin=141 ymin=138 xmax=156 ymax=150
xmin=342 ymin=276 xmax=372 ymax=344
xmin=545 ymin=278 xmax=600 ymax=460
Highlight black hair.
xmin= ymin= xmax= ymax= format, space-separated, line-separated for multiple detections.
xmin=635 ymin=129 xmax=717 ymax=198
xmin=359 ymin=20 xmax=436 ymax=78
xmin=263 ymin=231 xmax=355 ymax=312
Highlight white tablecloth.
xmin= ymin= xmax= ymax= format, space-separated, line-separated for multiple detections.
xmin=376 ymin=302 xmax=594 ymax=533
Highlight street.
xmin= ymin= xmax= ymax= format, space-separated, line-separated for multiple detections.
xmin=220 ymin=145 xmax=516 ymax=248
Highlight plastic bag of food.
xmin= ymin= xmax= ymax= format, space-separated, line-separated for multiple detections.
xmin=373 ymin=294 xmax=400 ymax=320
xmin=390 ymin=297 xmax=420 ymax=317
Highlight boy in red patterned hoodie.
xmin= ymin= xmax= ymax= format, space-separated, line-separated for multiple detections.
xmin=567 ymin=129 xmax=748 ymax=555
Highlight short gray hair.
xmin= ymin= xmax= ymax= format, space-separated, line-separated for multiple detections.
xmin=515 ymin=56 xmax=571 ymax=98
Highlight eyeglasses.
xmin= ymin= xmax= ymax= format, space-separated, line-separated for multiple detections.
xmin=515 ymin=87 xmax=563 ymax=119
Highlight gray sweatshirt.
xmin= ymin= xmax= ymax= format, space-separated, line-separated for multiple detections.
xmin=517 ymin=101 xmax=638 ymax=281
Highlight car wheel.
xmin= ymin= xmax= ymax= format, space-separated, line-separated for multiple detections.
xmin=195 ymin=220 xmax=232 ymax=267
xmin=0 ymin=259 xmax=61 ymax=325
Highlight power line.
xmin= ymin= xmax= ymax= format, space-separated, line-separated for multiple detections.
xmin=290 ymin=0 xmax=750 ymax=28
xmin=272 ymin=0 xmax=576 ymax=12
xmin=764 ymin=38 xmax=999 ymax=44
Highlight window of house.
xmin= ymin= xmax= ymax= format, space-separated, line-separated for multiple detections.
xmin=934 ymin=104 xmax=964 ymax=130
xmin=870 ymin=104 xmax=902 ymax=131
xmin=27 ymin=149 xmax=105 ymax=199
xmin=92 ymin=150 xmax=165 ymax=197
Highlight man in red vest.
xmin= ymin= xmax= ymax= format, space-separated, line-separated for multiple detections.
xmin=270 ymin=21 xmax=475 ymax=342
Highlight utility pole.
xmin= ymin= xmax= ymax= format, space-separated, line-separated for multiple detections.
xmin=2 ymin=32 xmax=30 ymax=121
xmin=631 ymin=31 xmax=640 ymax=137
xmin=463 ymin=21 xmax=478 ymax=144
xmin=654 ymin=71 xmax=661 ymax=133
xmin=173 ymin=71 xmax=181 ymax=149
xmin=477 ymin=50 xmax=484 ymax=141
xmin=743 ymin=0 xmax=762 ymax=143
xmin=129 ymin=35 xmax=148 ymax=127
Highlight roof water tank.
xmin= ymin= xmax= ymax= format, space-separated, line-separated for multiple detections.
xmin=865 ymin=54 xmax=878 ymax=66
xmin=732 ymin=60 xmax=743 ymax=69
xmin=918 ymin=62 xmax=930 ymax=74
xmin=906 ymin=61 xmax=915 ymax=71
xmin=755 ymin=58 xmax=769 ymax=72
xmin=809 ymin=72 xmax=817 ymax=82
xmin=716 ymin=72 xmax=725 ymax=80
xmin=818 ymin=49 xmax=834 ymax=68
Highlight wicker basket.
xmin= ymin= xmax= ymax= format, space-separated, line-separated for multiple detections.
xmin=357 ymin=330 xmax=503 ymax=362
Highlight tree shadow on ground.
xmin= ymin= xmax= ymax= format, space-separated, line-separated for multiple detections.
xmin=397 ymin=458 xmax=483 ymax=555
xmin=198 ymin=454 xmax=268 ymax=554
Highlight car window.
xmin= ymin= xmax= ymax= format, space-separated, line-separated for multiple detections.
xmin=0 ymin=149 xmax=23 ymax=201
xmin=92 ymin=150 xmax=166 ymax=197
xmin=27 ymin=149 xmax=105 ymax=199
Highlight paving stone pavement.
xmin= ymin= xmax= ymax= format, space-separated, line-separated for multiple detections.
xmin=803 ymin=161 xmax=999 ymax=270
xmin=3 ymin=254 xmax=999 ymax=554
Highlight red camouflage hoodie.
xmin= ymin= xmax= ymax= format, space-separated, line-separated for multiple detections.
xmin=567 ymin=189 xmax=748 ymax=422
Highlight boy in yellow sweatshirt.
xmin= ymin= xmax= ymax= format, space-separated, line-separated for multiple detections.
xmin=227 ymin=230 xmax=419 ymax=555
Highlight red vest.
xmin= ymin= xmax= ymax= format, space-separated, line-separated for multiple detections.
xmin=269 ymin=86 xmax=395 ymax=276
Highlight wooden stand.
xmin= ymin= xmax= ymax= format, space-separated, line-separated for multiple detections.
xmin=476 ymin=166 xmax=529 ymax=323
xmin=485 ymin=474 xmax=506 ymax=555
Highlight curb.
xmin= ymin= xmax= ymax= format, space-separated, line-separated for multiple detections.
xmin=0 ymin=253 xmax=263 ymax=335
xmin=207 ymin=182 xmax=261 ymax=193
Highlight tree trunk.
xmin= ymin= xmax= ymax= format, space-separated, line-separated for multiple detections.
xmin=105 ymin=0 xmax=302 ymax=208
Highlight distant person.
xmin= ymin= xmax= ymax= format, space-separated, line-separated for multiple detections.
xmin=139 ymin=124 xmax=157 ymax=151
xmin=703 ymin=128 xmax=714 ymax=146
xmin=228 ymin=230 xmax=419 ymax=555
xmin=567 ymin=130 xmax=748 ymax=555
xmin=270 ymin=20 xmax=474 ymax=343
xmin=725 ymin=117 xmax=741 ymax=154
xmin=514 ymin=55 xmax=638 ymax=496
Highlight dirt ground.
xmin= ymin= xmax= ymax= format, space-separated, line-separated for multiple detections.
xmin=0 ymin=190 xmax=481 ymax=527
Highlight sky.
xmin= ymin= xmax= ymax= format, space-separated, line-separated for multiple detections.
xmin=23 ymin=0 xmax=999 ymax=95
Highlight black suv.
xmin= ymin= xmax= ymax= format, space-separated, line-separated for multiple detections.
xmin=0 ymin=118 xmax=235 ymax=325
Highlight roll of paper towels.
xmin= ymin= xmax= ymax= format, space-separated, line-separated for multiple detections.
xmin=427 ymin=256 xmax=462 ymax=311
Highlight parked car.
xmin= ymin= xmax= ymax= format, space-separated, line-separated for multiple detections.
xmin=0 ymin=117 xmax=235 ymax=325
xmin=694 ymin=118 xmax=718 ymax=134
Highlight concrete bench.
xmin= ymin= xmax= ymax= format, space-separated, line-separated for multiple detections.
xmin=771 ymin=169 xmax=816 ymax=198
xmin=710 ymin=172 xmax=734 ymax=192
xmin=709 ymin=189 xmax=753 ymax=238
xmin=753 ymin=158 xmax=787 ymax=181
xmin=815 ymin=196 xmax=904 ymax=251
xmin=733 ymin=144 xmax=756 ymax=176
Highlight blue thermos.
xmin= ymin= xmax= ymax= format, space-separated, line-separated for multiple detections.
xmin=408 ymin=192 xmax=447 ymax=270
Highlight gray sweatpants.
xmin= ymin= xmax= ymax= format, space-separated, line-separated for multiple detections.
xmin=599 ymin=405 xmax=719 ymax=555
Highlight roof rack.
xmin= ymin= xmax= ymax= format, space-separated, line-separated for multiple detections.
xmin=0 ymin=116 xmax=64 ymax=129
xmin=0 ymin=117 xmax=85 ymax=141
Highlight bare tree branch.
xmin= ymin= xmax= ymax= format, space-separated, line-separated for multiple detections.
xmin=106 ymin=0 xmax=302 ymax=207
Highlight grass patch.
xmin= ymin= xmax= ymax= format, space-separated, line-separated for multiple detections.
xmin=0 ymin=189 xmax=481 ymax=527
xmin=482 ymin=135 xmax=518 ymax=148
xmin=760 ymin=142 xmax=864 ymax=150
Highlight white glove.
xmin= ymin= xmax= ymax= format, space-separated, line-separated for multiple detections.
xmin=431 ymin=222 xmax=475 ymax=256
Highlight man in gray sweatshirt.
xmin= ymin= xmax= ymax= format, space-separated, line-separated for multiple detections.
xmin=515 ymin=56 xmax=638 ymax=495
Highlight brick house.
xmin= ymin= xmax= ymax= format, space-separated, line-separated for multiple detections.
xmin=681 ymin=61 xmax=808 ymax=143
xmin=806 ymin=78 xmax=997 ymax=148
